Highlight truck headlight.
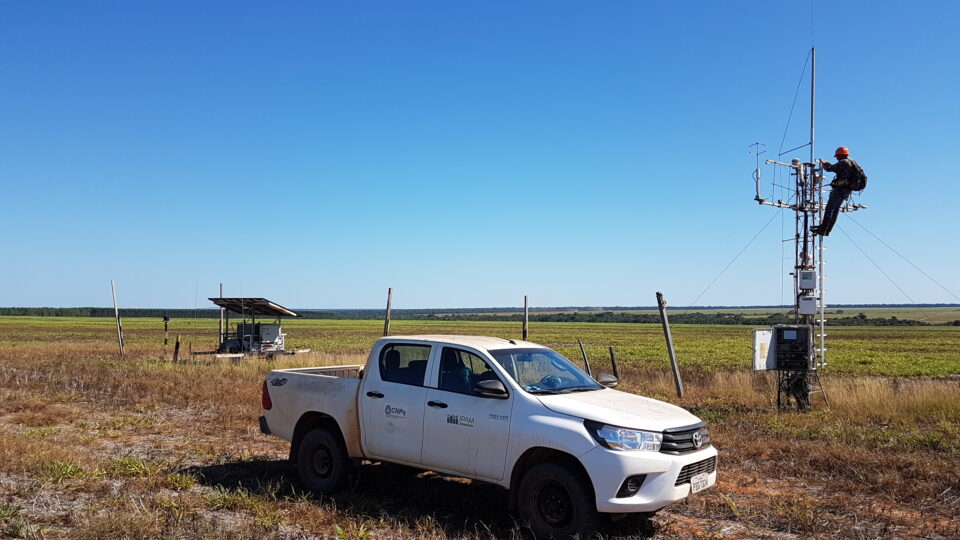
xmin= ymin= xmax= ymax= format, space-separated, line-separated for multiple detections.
xmin=585 ymin=420 xmax=662 ymax=452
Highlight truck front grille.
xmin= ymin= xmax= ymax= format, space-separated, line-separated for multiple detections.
xmin=674 ymin=456 xmax=717 ymax=486
xmin=660 ymin=424 xmax=711 ymax=455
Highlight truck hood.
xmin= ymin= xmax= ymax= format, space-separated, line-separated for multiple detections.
xmin=537 ymin=388 xmax=702 ymax=432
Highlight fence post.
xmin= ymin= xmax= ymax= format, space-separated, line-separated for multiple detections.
xmin=577 ymin=338 xmax=592 ymax=376
xmin=656 ymin=292 xmax=684 ymax=398
xmin=522 ymin=295 xmax=529 ymax=340
xmin=383 ymin=288 xmax=393 ymax=337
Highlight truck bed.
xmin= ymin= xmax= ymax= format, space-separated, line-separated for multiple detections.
xmin=278 ymin=365 xmax=363 ymax=379
xmin=262 ymin=365 xmax=365 ymax=456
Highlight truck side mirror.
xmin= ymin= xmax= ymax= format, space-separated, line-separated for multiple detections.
xmin=474 ymin=380 xmax=508 ymax=398
xmin=596 ymin=373 xmax=619 ymax=388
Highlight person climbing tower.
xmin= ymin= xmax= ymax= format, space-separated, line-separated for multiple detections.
xmin=812 ymin=146 xmax=866 ymax=236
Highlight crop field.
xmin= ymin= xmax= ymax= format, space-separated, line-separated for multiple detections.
xmin=0 ymin=316 xmax=958 ymax=539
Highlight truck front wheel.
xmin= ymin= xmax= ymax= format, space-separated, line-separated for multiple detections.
xmin=296 ymin=428 xmax=351 ymax=494
xmin=518 ymin=462 xmax=597 ymax=539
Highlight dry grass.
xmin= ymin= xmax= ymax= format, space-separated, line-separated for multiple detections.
xmin=0 ymin=328 xmax=958 ymax=538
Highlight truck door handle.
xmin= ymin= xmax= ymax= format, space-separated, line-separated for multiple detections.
xmin=427 ymin=400 xmax=448 ymax=409
xmin=366 ymin=391 xmax=384 ymax=399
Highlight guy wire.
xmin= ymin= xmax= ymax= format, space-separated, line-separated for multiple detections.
xmin=846 ymin=215 xmax=960 ymax=302
xmin=688 ymin=211 xmax=782 ymax=308
xmin=836 ymin=226 xmax=915 ymax=304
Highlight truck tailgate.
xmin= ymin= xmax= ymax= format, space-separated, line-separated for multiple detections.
xmin=262 ymin=367 xmax=363 ymax=457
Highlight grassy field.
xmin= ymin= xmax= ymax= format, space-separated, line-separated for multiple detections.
xmin=3 ymin=316 xmax=958 ymax=377
xmin=0 ymin=317 xmax=958 ymax=538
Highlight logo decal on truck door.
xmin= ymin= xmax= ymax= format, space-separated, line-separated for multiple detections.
xmin=384 ymin=405 xmax=407 ymax=418
xmin=269 ymin=377 xmax=288 ymax=387
xmin=446 ymin=414 xmax=474 ymax=427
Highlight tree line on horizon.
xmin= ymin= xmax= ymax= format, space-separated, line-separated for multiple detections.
xmin=1 ymin=307 xmax=956 ymax=326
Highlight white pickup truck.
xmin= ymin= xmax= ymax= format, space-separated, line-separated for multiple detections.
xmin=260 ymin=335 xmax=717 ymax=539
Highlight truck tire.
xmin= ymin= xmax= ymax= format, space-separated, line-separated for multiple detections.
xmin=518 ymin=462 xmax=597 ymax=539
xmin=296 ymin=428 xmax=351 ymax=495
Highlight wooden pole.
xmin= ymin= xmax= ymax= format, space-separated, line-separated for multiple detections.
xmin=383 ymin=287 xmax=393 ymax=337
xmin=522 ymin=295 xmax=529 ymax=341
xmin=577 ymin=338 xmax=592 ymax=376
xmin=218 ymin=283 xmax=224 ymax=347
xmin=609 ymin=346 xmax=620 ymax=379
xmin=111 ymin=280 xmax=124 ymax=358
xmin=173 ymin=335 xmax=181 ymax=362
xmin=656 ymin=292 xmax=684 ymax=398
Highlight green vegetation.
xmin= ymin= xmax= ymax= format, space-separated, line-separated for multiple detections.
xmin=2 ymin=304 xmax=958 ymax=325
xmin=162 ymin=472 xmax=198 ymax=491
xmin=102 ymin=456 xmax=166 ymax=478
xmin=34 ymin=460 xmax=90 ymax=483
xmin=1 ymin=316 xmax=958 ymax=377
xmin=0 ymin=504 xmax=20 ymax=520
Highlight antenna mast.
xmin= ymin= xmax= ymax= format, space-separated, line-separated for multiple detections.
xmin=750 ymin=46 xmax=859 ymax=410
xmin=810 ymin=48 xmax=816 ymax=167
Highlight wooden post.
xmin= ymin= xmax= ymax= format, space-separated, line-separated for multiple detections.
xmin=522 ymin=295 xmax=529 ymax=341
xmin=577 ymin=338 xmax=592 ymax=376
xmin=218 ymin=283 xmax=224 ymax=347
xmin=173 ymin=335 xmax=181 ymax=362
xmin=383 ymin=287 xmax=393 ymax=337
xmin=163 ymin=316 xmax=169 ymax=354
xmin=656 ymin=292 xmax=684 ymax=398
xmin=111 ymin=280 xmax=124 ymax=358
xmin=609 ymin=346 xmax=620 ymax=379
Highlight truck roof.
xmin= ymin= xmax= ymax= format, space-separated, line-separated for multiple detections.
xmin=379 ymin=334 xmax=544 ymax=352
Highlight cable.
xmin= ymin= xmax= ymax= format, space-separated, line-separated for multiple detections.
xmin=780 ymin=205 xmax=786 ymax=322
xmin=836 ymin=225 xmax=915 ymax=304
xmin=688 ymin=211 xmax=782 ymax=307
xmin=846 ymin=215 xmax=960 ymax=303
xmin=778 ymin=50 xmax=812 ymax=158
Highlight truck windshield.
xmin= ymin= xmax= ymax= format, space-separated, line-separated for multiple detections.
xmin=489 ymin=348 xmax=602 ymax=394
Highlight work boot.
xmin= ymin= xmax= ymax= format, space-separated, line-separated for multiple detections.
xmin=810 ymin=226 xmax=821 ymax=235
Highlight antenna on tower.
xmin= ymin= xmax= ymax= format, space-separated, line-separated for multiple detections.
xmin=749 ymin=142 xmax=767 ymax=203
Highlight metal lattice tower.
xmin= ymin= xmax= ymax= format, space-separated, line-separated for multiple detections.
xmin=750 ymin=48 xmax=864 ymax=409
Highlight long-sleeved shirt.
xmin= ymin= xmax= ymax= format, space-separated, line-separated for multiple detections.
xmin=821 ymin=157 xmax=861 ymax=189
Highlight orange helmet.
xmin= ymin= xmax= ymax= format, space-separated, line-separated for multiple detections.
xmin=834 ymin=146 xmax=850 ymax=157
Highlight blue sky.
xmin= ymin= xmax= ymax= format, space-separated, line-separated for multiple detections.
xmin=2 ymin=1 xmax=958 ymax=309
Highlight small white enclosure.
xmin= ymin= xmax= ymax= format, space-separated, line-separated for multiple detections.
xmin=752 ymin=328 xmax=775 ymax=370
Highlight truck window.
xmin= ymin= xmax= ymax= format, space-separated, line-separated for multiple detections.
xmin=378 ymin=344 xmax=431 ymax=386
xmin=438 ymin=347 xmax=502 ymax=395
xmin=490 ymin=348 xmax=601 ymax=394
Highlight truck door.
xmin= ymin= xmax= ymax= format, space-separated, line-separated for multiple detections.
xmin=421 ymin=347 xmax=513 ymax=481
xmin=360 ymin=342 xmax=432 ymax=465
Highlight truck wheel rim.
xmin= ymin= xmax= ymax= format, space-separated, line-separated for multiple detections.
xmin=312 ymin=446 xmax=333 ymax=478
xmin=535 ymin=479 xmax=572 ymax=528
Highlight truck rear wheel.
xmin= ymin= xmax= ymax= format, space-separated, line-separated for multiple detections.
xmin=296 ymin=428 xmax=351 ymax=494
xmin=518 ymin=462 xmax=597 ymax=539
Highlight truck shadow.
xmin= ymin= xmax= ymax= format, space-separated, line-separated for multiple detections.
xmin=186 ymin=458 xmax=656 ymax=538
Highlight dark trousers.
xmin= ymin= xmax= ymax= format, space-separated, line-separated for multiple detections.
xmin=818 ymin=187 xmax=851 ymax=235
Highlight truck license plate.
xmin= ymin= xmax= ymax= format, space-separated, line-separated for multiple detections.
xmin=690 ymin=473 xmax=709 ymax=493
